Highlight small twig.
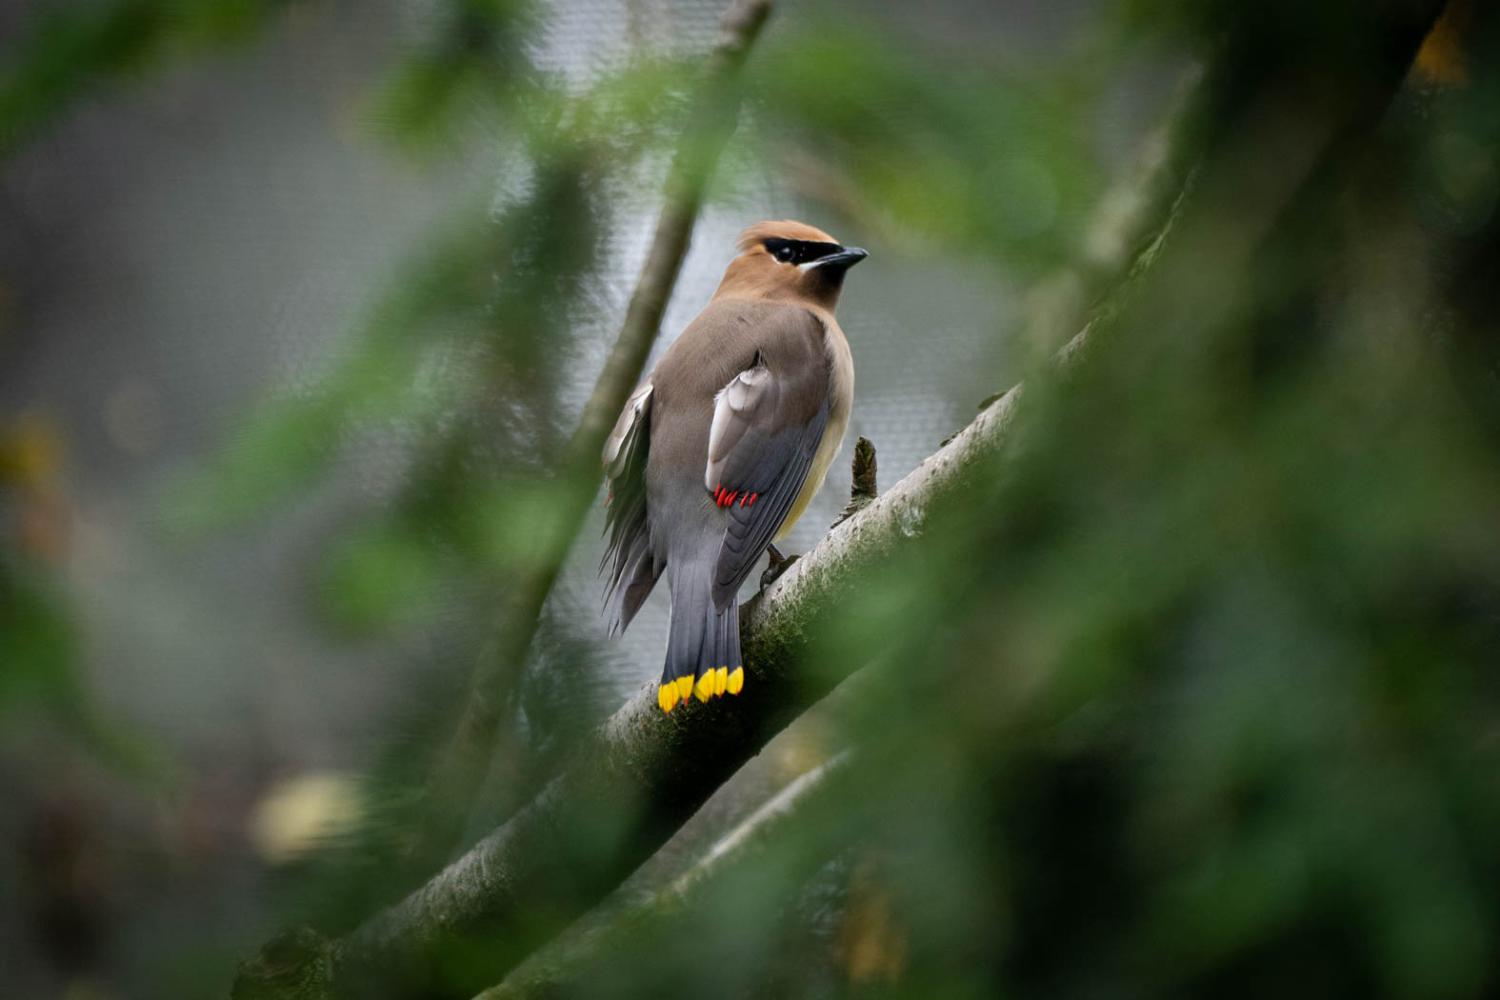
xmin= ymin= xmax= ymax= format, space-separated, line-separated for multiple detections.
xmin=832 ymin=437 xmax=877 ymax=528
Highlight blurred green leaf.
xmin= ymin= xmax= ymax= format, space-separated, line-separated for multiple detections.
xmin=0 ymin=0 xmax=298 ymax=158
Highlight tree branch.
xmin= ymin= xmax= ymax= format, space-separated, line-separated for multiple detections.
xmin=319 ymin=355 xmax=1029 ymax=1000
xmin=312 ymin=357 xmax=1034 ymax=999
xmin=474 ymin=754 xmax=853 ymax=1000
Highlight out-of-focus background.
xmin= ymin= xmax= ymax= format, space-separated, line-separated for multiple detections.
xmin=3 ymin=0 xmax=1498 ymax=997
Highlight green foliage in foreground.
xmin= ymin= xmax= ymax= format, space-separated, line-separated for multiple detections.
xmin=0 ymin=0 xmax=299 ymax=157
xmin=5 ymin=0 xmax=1500 ymax=997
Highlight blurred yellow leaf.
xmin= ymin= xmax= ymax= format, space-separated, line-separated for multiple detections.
xmin=250 ymin=772 xmax=363 ymax=865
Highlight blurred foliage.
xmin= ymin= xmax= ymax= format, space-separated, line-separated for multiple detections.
xmin=747 ymin=17 xmax=1102 ymax=275
xmin=0 ymin=416 xmax=171 ymax=787
xmin=0 ymin=553 xmax=79 ymax=712
xmin=0 ymin=412 xmax=88 ymax=716
xmin=368 ymin=0 xmax=540 ymax=150
xmin=7 ymin=0 xmax=1500 ymax=998
xmin=0 ymin=0 xmax=299 ymax=157
xmin=768 ymin=8 xmax=1500 ymax=1000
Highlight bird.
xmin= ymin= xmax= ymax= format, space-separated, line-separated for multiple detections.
xmin=601 ymin=220 xmax=867 ymax=713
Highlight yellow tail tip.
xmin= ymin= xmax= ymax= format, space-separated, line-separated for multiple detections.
xmin=714 ymin=666 xmax=728 ymax=696
xmin=695 ymin=670 xmax=715 ymax=702
xmin=658 ymin=684 xmax=680 ymax=713
xmin=676 ymin=675 xmax=694 ymax=701
xmin=727 ymin=666 xmax=744 ymax=695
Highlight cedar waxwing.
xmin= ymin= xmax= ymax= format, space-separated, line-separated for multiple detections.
xmin=602 ymin=221 xmax=867 ymax=712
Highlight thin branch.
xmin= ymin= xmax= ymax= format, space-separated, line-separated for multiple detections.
xmin=474 ymin=754 xmax=853 ymax=1000
xmin=0 ymin=0 xmax=299 ymax=160
xmin=1015 ymin=64 xmax=1205 ymax=360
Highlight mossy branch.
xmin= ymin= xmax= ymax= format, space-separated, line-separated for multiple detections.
xmin=474 ymin=754 xmax=853 ymax=1000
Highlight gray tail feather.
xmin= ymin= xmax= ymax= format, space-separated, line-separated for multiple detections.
xmin=605 ymin=541 xmax=658 ymax=637
xmin=600 ymin=395 xmax=657 ymax=635
xmin=663 ymin=566 xmax=741 ymax=698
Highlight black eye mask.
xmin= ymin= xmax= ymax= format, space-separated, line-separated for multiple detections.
xmin=762 ymin=238 xmax=843 ymax=265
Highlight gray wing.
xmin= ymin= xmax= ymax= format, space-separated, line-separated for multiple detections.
xmin=706 ymin=331 xmax=831 ymax=609
xmin=600 ymin=381 xmax=659 ymax=634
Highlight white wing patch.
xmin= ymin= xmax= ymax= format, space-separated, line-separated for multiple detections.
xmin=705 ymin=358 xmax=773 ymax=492
xmin=603 ymin=381 xmax=653 ymax=478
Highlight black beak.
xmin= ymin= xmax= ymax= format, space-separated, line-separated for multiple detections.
xmin=813 ymin=246 xmax=869 ymax=272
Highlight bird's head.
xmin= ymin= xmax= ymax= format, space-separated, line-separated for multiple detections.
xmin=712 ymin=220 xmax=868 ymax=312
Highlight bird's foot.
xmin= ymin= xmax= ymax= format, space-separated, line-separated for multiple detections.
xmin=760 ymin=543 xmax=800 ymax=591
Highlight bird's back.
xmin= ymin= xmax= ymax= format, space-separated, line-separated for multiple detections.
xmin=645 ymin=299 xmax=828 ymax=541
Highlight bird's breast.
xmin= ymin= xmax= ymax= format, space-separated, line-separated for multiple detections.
xmin=775 ymin=320 xmax=854 ymax=542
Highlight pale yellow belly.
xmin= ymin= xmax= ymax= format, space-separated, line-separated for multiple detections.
xmin=773 ymin=416 xmax=846 ymax=541
xmin=774 ymin=315 xmax=853 ymax=543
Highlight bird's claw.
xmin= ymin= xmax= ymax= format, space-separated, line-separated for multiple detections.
xmin=760 ymin=543 xmax=799 ymax=591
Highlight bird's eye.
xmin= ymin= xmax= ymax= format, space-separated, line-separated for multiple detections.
xmin=776 ymin=245 xmax=795 ymax=263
